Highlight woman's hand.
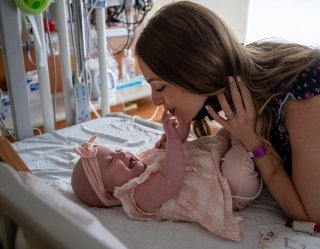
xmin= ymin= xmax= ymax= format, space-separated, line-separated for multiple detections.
xmin=205 ymin=76 xmax=259 ymax=148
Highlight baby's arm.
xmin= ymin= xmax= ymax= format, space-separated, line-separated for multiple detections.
xmin=155 ymin=113 xmax=190 ymax=149
xmin=135 ymin=112 xmax=186 ymax=213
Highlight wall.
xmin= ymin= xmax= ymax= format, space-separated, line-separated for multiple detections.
xmin=151 ymin=0 xmax=250 ymax=43
xmin=153 ymin=0 xmax=320 ymax=47
xmin=246 ymin=0 xmax=320 ymax=47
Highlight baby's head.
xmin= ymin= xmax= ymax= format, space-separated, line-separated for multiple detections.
xmin=71 ymin=135 xmax=146 ymax=207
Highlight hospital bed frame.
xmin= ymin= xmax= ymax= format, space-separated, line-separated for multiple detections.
xmin=0 ymin=135 xmax=127 ymax=249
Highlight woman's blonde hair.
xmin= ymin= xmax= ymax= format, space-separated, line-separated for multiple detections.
xmin=136 ymin=1 xmax=320 ymax=162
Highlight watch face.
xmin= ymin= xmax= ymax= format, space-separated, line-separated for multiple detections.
xmin=192 ymin=96 xmax=221 ymax=121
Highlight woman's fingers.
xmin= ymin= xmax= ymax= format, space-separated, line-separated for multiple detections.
xmin=205 ymin=105 xmax=228 ymax=126
xmin=229 ymin=76 xmax=245 ymax=116
xmin=236 ymin=77 xmax=255 ymax=115
xmin=215 ymin=76 xmax=244 ymax=120
xmin=217 ymin=94 xmax=233 ymax=120
xmin=205 ymin=76 xmax=253 ymax=125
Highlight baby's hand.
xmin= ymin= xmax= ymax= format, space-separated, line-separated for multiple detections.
xmin=162 ymin=111 xmax=180 ymax=140
xmin=154 ymin=133 xmax=167 ymax=149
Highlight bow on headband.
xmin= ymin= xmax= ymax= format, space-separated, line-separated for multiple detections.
xmin=74 ymin=134 xmax=98 ymax=159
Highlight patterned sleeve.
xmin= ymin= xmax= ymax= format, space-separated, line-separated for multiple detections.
xmin=273 ymin=62 xmax=320 ymax=132
xmin=289 ymin=62 xmax=320 ymax=100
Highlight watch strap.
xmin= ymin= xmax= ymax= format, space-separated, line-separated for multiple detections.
xmin=248 ymin=146 xmax=267 ymax=158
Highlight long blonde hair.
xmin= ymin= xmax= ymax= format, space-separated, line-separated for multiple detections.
xmin=136 ymin=1 xmax=320 ymax=162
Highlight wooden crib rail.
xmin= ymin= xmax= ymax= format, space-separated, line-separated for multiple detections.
xmin=0 ymin=136 xmax=30 ymax=173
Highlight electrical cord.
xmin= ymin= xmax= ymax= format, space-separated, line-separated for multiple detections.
xmin=108 ymin=0 xmax=153 ymax=55
xmin=112 ymin=4 xmax=134 ymax=55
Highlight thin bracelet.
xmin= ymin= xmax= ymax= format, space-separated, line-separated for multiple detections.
xmin=248 ymin=145 xmax=267 ymax=158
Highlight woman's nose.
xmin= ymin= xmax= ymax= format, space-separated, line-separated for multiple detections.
xmin=151 ymin=91 xmax=163 ymax=106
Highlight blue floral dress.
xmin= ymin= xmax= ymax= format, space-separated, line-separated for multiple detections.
xmin=268 ymin=61 xmax=320 ymax=175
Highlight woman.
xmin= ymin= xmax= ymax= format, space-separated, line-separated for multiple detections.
xmin=135 ymin=1 xmax=320 ymax=222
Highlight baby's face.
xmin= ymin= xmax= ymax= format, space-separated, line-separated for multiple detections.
xmin=97 ymin=146 xmax=146 ymax=191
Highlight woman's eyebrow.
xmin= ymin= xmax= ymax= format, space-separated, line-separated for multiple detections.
xmin=147 ymin=77 xmax=161 ymax=84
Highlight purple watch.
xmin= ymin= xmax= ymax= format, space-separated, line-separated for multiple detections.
xmin=248 ymin=146 xmax=267 ymax=158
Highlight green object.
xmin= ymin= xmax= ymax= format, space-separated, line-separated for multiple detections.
xmin=14 ymin=0 xmax=51 ymax=14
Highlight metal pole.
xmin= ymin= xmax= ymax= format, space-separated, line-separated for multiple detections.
xmin=73 ymin=0 xmax=87 ymax=80
xmin=34 ymin=13 xmax=55 ymax=132
xmin=0 ymin=0 xmax=33 ymax=140
xmin=55 ymin=0 xmax=75 ymax=126
xmin=96 ymin=7 xmax=110 ymax=115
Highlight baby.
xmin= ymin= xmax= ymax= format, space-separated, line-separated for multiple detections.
xmin=71 ymin=113 xmax=261 ymax=241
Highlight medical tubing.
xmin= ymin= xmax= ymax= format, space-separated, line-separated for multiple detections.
xmin=78 ymin=0 xmax=99 ymax=82
xmin=115 ymin=90 xmax=126 ymax=112
xmin=67 ymin=0 xmax=78 ymax=76
xmin=89 ymin=101 xmax=101 ymax=119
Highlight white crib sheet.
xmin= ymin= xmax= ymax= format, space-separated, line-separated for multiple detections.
xmin=11 ymin=113 xmax=310 ymax=249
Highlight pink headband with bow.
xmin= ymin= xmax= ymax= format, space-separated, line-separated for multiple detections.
xmin=74 ymin=135 xmax=116 ymax=207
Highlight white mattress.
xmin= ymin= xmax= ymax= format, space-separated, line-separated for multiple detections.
xmin=11 ymin=113 xmax=314 ymax=249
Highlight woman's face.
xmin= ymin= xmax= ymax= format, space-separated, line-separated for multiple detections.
xmin=138 ymin=58 xmax=206 ymax=123
xmin=97 ymin=146 xmax=146 ymax=191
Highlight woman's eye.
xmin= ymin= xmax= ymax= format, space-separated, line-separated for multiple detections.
xmin=156 ymin=85 xmax=166 ymax=92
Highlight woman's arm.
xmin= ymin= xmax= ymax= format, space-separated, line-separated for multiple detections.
xmin=284 ymin=95 xmax=320 ymax=222
xmin=135 ymin=112 xmax=186 ymax=213
xmin=206 ymin=76 xmax=320 ymax=222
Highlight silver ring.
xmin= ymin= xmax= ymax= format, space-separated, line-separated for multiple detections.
xmin=225 ymin=111 xmax=236 ymax=121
